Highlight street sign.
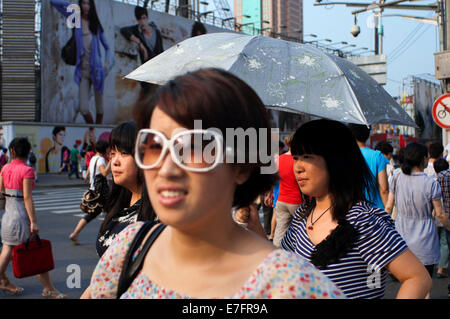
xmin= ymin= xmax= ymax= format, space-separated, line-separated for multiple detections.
xmin=432 ymin=93 xmax=450 ymax=129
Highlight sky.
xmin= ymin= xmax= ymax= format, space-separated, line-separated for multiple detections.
xmin=217 ymin=0 xmax=440 ymax=97
xmin=302 ymin=1 xmax=439 ymax=97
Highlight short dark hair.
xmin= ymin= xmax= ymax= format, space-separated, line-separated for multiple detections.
xmin=134 ymin=6 xmax=148 ymax=20
xmin=100 ymin=121 xmax=155 ymax=239
xmin=394 ymin=147 xmax=405 ymax=166
xmin=133 ymin=68 xmax=277 ymax=208
xmin=375 ymin=141 xmax=393 ymax=156
xmin=95 ymin=140 xmax=109 ymax=155
xmin=428 ymin=142 xmax=443 ymax=159
xmin=433 ymin=158 xmax=449 ymax=174
xmin=52 ymin=126 xmax=65 ymax=138
xmin=191 ymin=21 xmax=207 ymax=37
xmin=291 ymin=119 xmax=377 ymax=221
xmin=109 ymin=121 xmax=138 ymax=155
xmin=347 ymin=123 xmax=371 ymax=143
xmin=9 ymin=137 xmax=31 ymax=159
xmin=401 ymin=142 xmax=428 ymax=175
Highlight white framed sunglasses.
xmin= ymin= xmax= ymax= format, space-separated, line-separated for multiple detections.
xmin=135 ymin=128 xmax=228 ymax=172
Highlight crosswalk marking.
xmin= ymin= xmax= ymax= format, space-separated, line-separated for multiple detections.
xmin=39 ymin=208 xmax=82 ymax=214
xmin=33 ymin=186 xmax=103 ymax=219
xmin=35 ymin=201 xmax=82 ymax=209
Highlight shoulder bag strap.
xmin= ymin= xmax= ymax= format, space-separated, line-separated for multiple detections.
xmin=116 ymin=222 xmax=166 ymax=299
xmin=88 ymin=158 xmax=99 ymax=190
xmin=93 ymin=157 xmax=99 ymax=175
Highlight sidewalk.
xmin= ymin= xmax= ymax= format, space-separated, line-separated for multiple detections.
xmin=35 ymin=173 xmax=88 ymax=189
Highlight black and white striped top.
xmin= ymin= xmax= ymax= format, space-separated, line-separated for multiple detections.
xmin=281 ymin=202 xmax=408 ymax=299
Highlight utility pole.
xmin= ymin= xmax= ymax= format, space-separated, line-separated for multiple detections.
xmin=260 ymin=0 xmax=263 ymax=35
xmin=315 ymin=1 xmax=439 ymax=55
xmin=436 ymin=0 xmax=450 ymax=94
xmin=165 ymin=0 xmax=171 ymax=13
xmin=447 ymin=0 xmax=450 ymax=75
xmin=379 ymin=0 xmax=385 ymax=55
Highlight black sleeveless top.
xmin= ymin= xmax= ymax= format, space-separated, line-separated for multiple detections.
xmin=96 ymin=199 xmax=143 ymax=258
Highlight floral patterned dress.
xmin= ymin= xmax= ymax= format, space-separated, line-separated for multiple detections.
xmin=89 ymin=222 xmax=345 ymax=299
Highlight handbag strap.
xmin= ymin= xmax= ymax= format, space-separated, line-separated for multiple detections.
xmin=25 ymin=235 xmax=42 ymax=249
xmin=116 ymin=222 xmax=165 ymax=299
xmin=93 ymin=157 xmax=99 ymax=175
xmin=91 ymin=157 xmax=100 ymax=188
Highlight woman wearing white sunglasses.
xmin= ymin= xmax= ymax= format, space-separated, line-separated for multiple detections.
xmin=85 ymin=68 xmax=344 ymax=299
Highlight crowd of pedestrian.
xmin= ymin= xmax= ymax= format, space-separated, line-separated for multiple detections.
xmin=0 ymin=65 xmax=450 ymax=299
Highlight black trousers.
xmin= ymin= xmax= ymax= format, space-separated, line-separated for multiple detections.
xmin=261 ymin=202 xmax=273 ymax=236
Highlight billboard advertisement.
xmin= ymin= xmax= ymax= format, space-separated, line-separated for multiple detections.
xmin=41 ymin=0 xmax=226 ymax=125
xmin=0 ymin=122 xmax=112 ymax=174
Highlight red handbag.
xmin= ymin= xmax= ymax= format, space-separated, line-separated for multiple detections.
xmin=11 ymin=235 xmax=55 ymax=278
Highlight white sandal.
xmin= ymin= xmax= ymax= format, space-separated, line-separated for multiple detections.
xmin=0 ymin=277 xmax=24 ymax=295
xmin=42 ymin=288 xmax=67 ymax=299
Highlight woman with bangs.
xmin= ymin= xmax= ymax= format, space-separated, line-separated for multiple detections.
xmin=278 ymin=119 xmax=432 ymax=299
xmin=84 ymin=68 xmax=344 ymax=299
xmin=95 ymin=121 xmax=156 ymax=258
xmin=80 ymin=122 xmax=156 ymax=298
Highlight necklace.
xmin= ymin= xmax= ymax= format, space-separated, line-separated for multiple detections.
xmin=307 ymin=206 xmax=332 ymax=230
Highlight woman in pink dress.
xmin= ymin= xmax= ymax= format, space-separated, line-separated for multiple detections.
xmin=0 ymin=137 xmax=66 ymax=298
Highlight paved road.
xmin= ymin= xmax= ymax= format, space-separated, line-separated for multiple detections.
xmin=1 ymin=186 xmax=101 ymax=299
xmin=0 ymin=186 xmax=448 ymax=299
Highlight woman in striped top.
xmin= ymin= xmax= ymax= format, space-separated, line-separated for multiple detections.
xmin=280 ymin=119 xmax=431 ymax=298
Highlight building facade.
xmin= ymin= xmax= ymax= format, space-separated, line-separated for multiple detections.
xmin=234 ymin=0 xmax=303 ymax=41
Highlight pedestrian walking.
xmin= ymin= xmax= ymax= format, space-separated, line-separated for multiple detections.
xmin=0 ymin=147 xmax=8 ymax=171
xmin=83 ymin=145 xmax=95 ymax=182
xmin=95 ymin=122 xmax=156 ymax=258
xmin=375 ymin=141 xmax=394 ymax=178
xmin=80 ymin=122 xmax=156 ymax=298
xmin=58 ymin=147 xmax=70 ymax=174
xmin=261 ymin=140 xmax=284 ymax=240
xmin=280 ymin=120 xmax=432 ymax=299
xmin=0 ymin=137 xmax=66 ymax=298
xmin=68 ymin=143 xmax=82 ymax=179
xmin=84 ymin=68 xmax=344 ymax=299
xmin=436 ymin=166 xmax=450 ymax=296
xmin=424 ymin=142 xmax=444 ymax=179
xmin=272 ymin=134 xmax=303 ymax=247
xmin=69 ymin=140 xmax=111 ymax=245
xmin=385 ymin=143 xmax=450 ymax=282
xmin=434 ymin=158 xmax=450 ymax=279
xmin=348 ymin=124 xmax=389 ymax=209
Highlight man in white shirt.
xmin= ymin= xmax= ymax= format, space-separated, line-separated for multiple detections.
xmin=424 ymin=142 xmax=444 ymax=180
xmin=69 ymin=140 xmax=111 ymax=245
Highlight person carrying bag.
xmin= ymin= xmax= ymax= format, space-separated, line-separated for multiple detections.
xmin=80 ymin=157 xmax=109 ymax=215
xmin=0 ymin=137 xmax=66 ymax=298
xmin=12 ymin=235 xmax=55 ymax=279
xmin=70 ymin=140 xmax=111 ymax=245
